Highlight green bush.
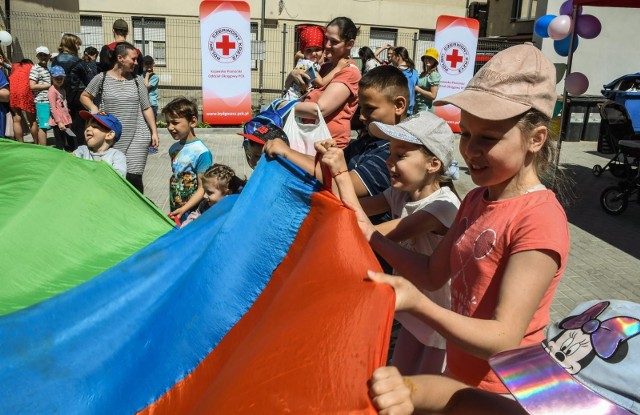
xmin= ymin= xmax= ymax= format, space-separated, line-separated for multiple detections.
xmin=156 ymin=120 xmax=167 ymax=128
xmin=197 ymin=121 xmax=211 ymax=128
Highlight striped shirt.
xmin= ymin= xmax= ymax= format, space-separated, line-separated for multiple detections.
xmin=29 ymin=65 xmax=51 ymax=103
xmin=85 ymin=73 xmax=151 ymax=175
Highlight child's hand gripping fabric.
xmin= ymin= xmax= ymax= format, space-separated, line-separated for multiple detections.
xmin=368 ymin=366 xmax=414 ymax=415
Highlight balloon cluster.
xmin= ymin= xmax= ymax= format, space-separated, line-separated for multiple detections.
xmin=534 ymin=0 xmax=601 ymax=95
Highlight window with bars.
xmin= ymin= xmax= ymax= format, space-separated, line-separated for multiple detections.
xmin=369 ymin=27 xmax=397 ymax=62
xmin=512 ymin=0 xmax=537 ymax=21
xmin=132 ymin=17 xmax=166 ymax=66
xmin=415 ymin=29 xmax=436 ymax=63
xmin=79 ymin=15 xmax=103 ymax=53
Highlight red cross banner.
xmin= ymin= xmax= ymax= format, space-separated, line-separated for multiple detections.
xmin=200 ymin=1 xmax=252 ymax=125
xmin=433 ymin=15 xmax=479 ymax=133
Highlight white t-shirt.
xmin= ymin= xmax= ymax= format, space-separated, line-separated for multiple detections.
xmin=383 ymin=186 xmax=460 ymax=349
xmin=73 ymin=146 xmax=127 ymax=177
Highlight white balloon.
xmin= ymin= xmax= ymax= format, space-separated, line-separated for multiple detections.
xmin=0 ymin=31 xmax=12 ymax=46
xmin=548 ymin=15 xmax=572 ymax=40
xmin=566 ymin=72 xmax=589 ymax=95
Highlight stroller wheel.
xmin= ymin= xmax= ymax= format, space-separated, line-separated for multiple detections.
xmin=600 ymin=186 xmax=628 ymax=215
xmin=592 ymin=165 xmax=603 ymax=176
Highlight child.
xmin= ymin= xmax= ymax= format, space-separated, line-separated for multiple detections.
xmin=282 ymin=25 xmax=350 ymax=100
xmin=29 ymin=46 xmax=52 ymax=145
xmin=266 ymin=65 xmax=409 ymax=203
xmin=239 ymin=123 xmax=290 ymax=169
xmin=181 ymin=164 xmax=246 ymax=226
xmin=47 ymin=66 xmax=74 ymax=151
xmin=9 ymin=59 xmax=36 ymax=143
xmin=143 ymin=55 xmax=160 ymax=121
xmin=357 ymin=44 xmax=570 ymax=392
xmin=317 ymin=111 xmax=460 ymax=376
xmin=162 ymin=97 xmax=213 ymax=221
xmin=73 ymin=110 xmax=127 ymax=177
xmin=369 ymin=300 xmax=640 ymax=415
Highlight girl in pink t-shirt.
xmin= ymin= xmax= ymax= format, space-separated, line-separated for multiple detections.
xmin=354 ymin=44 xmax=570 ymax=399
xmin=48 ymin=66 xmax=74 ymax=151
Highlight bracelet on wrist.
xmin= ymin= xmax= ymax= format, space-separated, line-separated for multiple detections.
xmin=332 ymin=170 xmax=348 ymax=178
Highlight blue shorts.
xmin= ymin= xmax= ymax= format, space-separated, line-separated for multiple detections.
xmin=35 ymin=102 xmax=51 ymax=130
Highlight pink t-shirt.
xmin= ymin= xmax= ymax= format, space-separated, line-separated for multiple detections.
xmin=305 ymin=64 xmax=360 ymax=148
xmin=48 ymin=87 xmax=72 ymax=127
xmin=445 ymin=187 xmax=569 ymax=392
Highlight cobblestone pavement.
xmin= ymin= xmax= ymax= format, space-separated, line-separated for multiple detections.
xmin=144 ymin=131 xmax=640 ymax=322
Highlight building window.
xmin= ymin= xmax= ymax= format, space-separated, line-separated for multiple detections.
xmin=250 ymin=22 xmax=259 ymax=70
xmin=512 ymin=0 xmax=537 ymax=21
xmin=415 ymin=29 xmax=435 ymax=64
xmin=132 ymin=17 xmax=166 ymax=66
xmin=80 ymin=15 xmax=103 ymax=53
xmin=369 ymin=27 xmax=397 ymax=61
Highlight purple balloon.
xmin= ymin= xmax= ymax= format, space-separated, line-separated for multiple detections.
xmin=576 ymin=14 xmax=602 ymax=39
xmin=560 ymin=0 xmax=583 ymax=16
xmin=566 ymin=72 xmax=589 ymax=95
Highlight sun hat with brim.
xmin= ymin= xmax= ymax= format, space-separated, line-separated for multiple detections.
xmin=368 ymin=111 xmax=455 ymax=169
xmin=35 ymin=46 xmax=50 ymax=56
xmin=434 ymin=43 xmax=556 ymax=121
xmin=80 ymin=110 xmax=123 ymax=142
xmin=489 ymin=299 xmax=640 ymax=415
xmin=423 ymin=48 xmax=438 ymax=61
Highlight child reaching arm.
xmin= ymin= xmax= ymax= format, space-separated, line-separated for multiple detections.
xmin=346 ymin=44 xmax=570 ymax=392
xmin=316 ymin=111 xmax=460 ymax=376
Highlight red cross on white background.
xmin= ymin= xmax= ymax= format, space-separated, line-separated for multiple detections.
xmin=446 ymin=49 xmax=464 ymax=68
xmin=216 ymin=35 xmax=236 ymax=56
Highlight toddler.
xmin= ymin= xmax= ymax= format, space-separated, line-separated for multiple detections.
xmin=283 ymin=25 xmax=350 ymax=100
xmin=181 ymin=164 xmax=246 ymax=226
xmin=73 ymin=110 xmax=126 ymax=177
xmin=239 ymin=123 xmax=290 ymax=169
xmin=48 ymin=66 xmax=73 ymax=151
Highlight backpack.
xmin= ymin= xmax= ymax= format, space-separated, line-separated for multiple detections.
xmin=243 ymin=98 xmax=298 ymax=136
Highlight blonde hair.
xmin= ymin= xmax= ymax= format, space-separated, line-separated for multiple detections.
xmin=202 ymin=164 xmax=246 ymax=195
xmin=58 ymin=33 xmax=81 ymax=56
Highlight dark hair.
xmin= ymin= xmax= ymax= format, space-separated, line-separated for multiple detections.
xmin=358 ymin=46 xmax=376 ymax=73
xmin=393 ymin=46 xmax=415 ymax=71
xmin=326 ymin=17 xmax=359 ymax=41
xmin=202 ymin=164 xmax=246 ymax=195
xmin=143 ymin=55 xmax=154 ymax=65
xmin=19 ymin=59 xmax=34 ymax=65
xmin=114 ymin=28 xmax=128 ymax=37
xmin=359 ymin=65 xmax=409 ymax=105
xmin=421 ymin=55 xmax=438 ymax=76
xmin=162 ymin=97 xmax=198 ymax=121
xmin=113 ymin=42 xmax=137 ymax=61
xmin=82 ymin=46 xmax=98 ymax=62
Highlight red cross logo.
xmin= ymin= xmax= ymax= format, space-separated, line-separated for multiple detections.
xmin=216 ymin=35 xmax=236 ymax=56
xmin=446 ymin=49 xmax=464 ymax=68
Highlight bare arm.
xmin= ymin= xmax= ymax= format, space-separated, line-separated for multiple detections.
xmin=415 ymin=83 xmax=439 ymax=101
xmin=80 ymin=91 xmax=99 ymax=113
xmin=312 ymin=59 xmax=350 ymax=88
xmin=369 ymin=249 xmax=559 ymax=360
xmin=29 ymin=80 xmax=51 ymax=92
xmin=0 ymin=87 xmax=8 ymax=103
xmin=142 ymin=106 xmax=159 ymax=149
xmin=375 ymin=210 xmax=448 ymax=242
xmin=369 ymin=367 xmax=525 ymax=415
xmin=292 ymin=81 xmax=351 ymax=119
xmin=283 ymin=68 xmax=310 ymax=91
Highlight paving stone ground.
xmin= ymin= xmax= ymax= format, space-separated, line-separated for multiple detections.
xmin=143 ymin=130 xmax=640 ymax=322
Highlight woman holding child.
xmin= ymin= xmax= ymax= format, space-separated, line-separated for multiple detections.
xmin=80 ymin=42 xmax=159 ymax=194
xmin=285 ymin=16 xmax=360 ymax=149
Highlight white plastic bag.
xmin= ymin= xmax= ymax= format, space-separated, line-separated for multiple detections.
xmin=283 ymin=104 xmax=331 ymax=156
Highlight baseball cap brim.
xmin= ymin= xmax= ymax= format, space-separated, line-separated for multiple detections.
xmin=434 ymin=89 xmax=531 ymax=121
xmin=489 ymin=344 xmax=633 ymax=415
xmin=79 ymin=110 xmax=113 ymax=133
xmin=237 ymin=133 xmax=266 ymax=145
xmin=368 ymin=122 xmax=421 ymax=145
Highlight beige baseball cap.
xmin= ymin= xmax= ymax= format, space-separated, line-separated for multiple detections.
xmin=434 ymin=43 xmax=556 ymax=120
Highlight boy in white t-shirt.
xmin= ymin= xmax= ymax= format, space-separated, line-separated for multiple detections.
xmin=73 ymin=110 xmax=127 ymax=177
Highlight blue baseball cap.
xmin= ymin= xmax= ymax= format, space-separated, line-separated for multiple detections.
xmin=49 ymin=65 xmax=65 ymax=78
xmin=80 ymin=110 xmax=123 ymax=142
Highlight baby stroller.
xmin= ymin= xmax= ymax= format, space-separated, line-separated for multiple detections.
xmin=600 ymin=140 xmax=640 ymax=215
xmin=593 ymin=101 xmax=640 ymax=178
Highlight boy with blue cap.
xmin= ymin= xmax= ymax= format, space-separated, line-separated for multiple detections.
xmin=73 ymin=110 xmax=127 ymax=177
